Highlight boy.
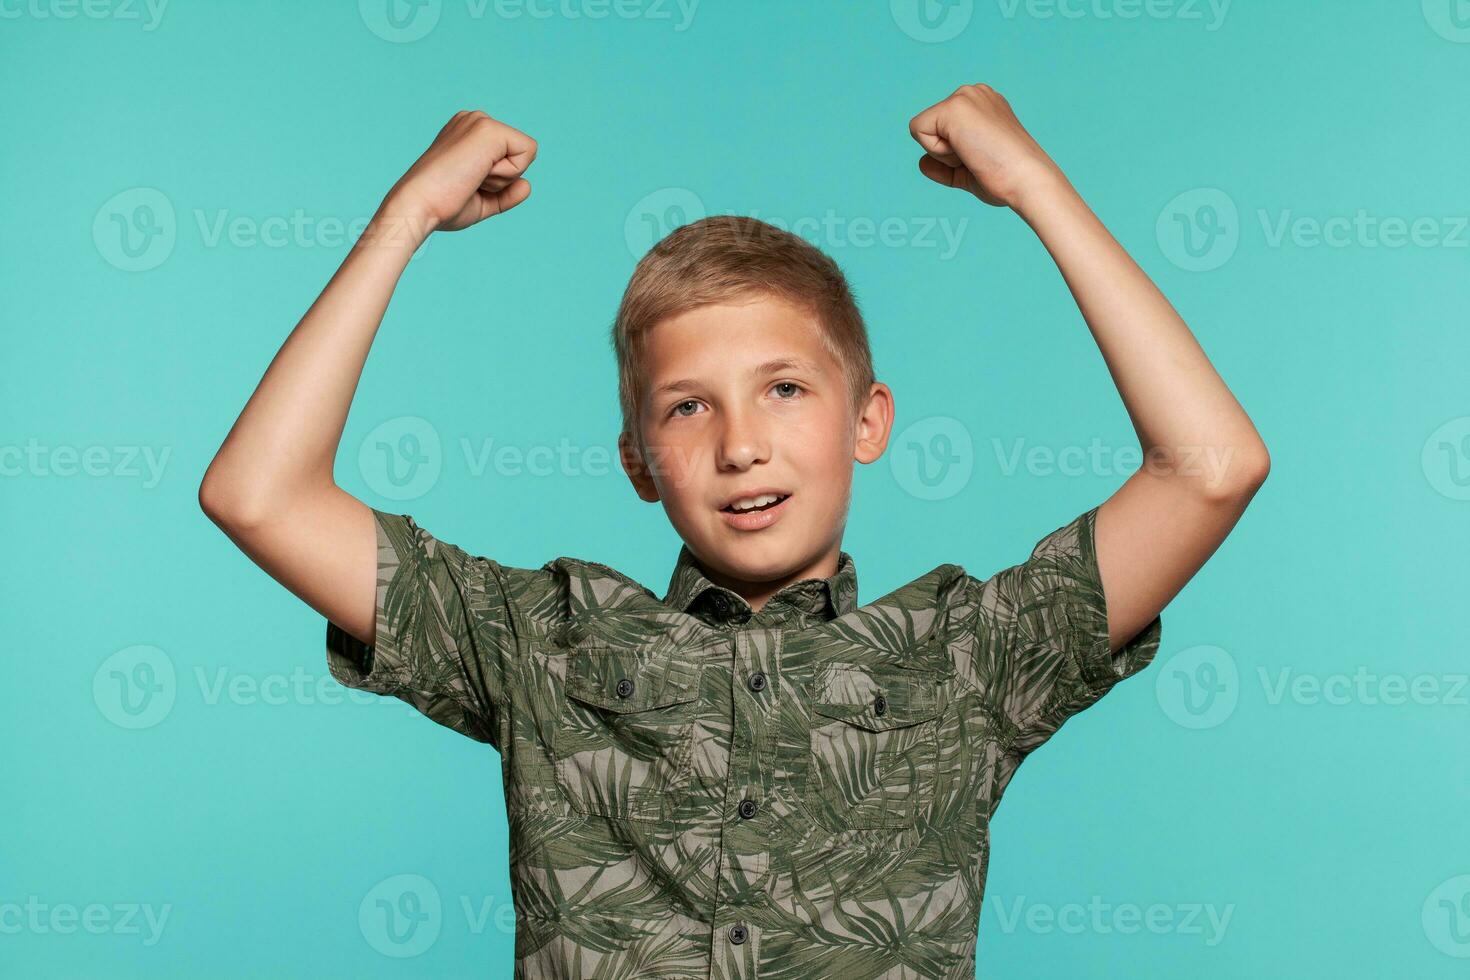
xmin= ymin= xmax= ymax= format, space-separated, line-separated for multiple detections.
xmin=201 ymin=86 xmax=1268 ymax=978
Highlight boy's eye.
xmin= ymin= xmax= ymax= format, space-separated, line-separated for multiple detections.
xmin=668 ymin=385 xmax=801 ymax=418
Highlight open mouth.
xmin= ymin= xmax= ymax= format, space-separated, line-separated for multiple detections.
xmin=721 ymin=493 xmax=792 ymax=514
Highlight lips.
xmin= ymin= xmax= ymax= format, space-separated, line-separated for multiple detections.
xmin=718 ymin=486 xmax=792 ymax=511
xmin=720 ymin=493 xmax=791 ymax=514
xmin=717 ymin=490 xmax=793 ymax=531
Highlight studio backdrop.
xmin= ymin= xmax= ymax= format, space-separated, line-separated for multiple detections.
xmin=4 ymin=2 xmax=1467 ymax=977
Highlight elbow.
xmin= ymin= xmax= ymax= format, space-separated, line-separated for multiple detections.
xmin=1201 ymin=441 xmax=1270 ymax=504
xmin=198 ymin=465 xmax=268 ymax=532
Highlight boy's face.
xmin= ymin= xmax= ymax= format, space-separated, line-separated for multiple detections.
xmin=618 ymin=293 xmax=893 ymax=606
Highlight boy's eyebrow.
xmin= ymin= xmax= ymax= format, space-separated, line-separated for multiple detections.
xmin=651 ymin=357 xmax=824 ymax=398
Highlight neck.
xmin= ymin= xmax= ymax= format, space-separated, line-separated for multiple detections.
xmin=698 ymin=546 xmax=840 ymax=613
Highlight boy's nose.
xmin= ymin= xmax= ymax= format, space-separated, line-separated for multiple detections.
xmin=716 ymin=411 xmax=770 ymax=470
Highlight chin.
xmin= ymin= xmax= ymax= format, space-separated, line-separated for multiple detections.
xmin=707 ymin=535 xmax=803 ymax=578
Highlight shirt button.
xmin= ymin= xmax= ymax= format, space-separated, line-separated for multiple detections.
xmin=728 ymin=923 xmax=748 ymax=945
xmin=747 ymin=671 xmax=767 ymax=693
xmin=616 ymin=677 xmax=635 ymax=698
xmin=873 ymin=694 xmax=887 ymax=716
xmin=738 ymin=798 xmax=758 ymax=819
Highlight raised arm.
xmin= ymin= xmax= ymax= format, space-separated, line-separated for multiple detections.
xmin=198 ymin=110 xmax=538 ymax=646
xmin=909 ymin=84 xmax=1269 ymax=653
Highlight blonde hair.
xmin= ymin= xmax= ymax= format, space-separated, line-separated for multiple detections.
xmin=611 ymin=215 xmax=875 ymax=448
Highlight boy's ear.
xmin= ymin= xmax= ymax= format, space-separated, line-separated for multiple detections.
xmin=618 ymin=429 xmax=662 ymax=503
xmin=853 ymin=381 xmax=895 ymax=464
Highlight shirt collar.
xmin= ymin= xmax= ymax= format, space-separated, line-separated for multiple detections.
xmin=662 ymin=543 xmax=858 ymax=623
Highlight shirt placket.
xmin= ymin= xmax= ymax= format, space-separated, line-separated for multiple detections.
xmin=710 ymin=623 xmax=781 ymax=979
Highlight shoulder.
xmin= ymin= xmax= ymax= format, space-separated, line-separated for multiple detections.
xmin=947 ymin=505 xmax=1104 ymax=622
xmin=488 ymin=555 xmax=655 ymax=642
xmin=824 ymin=560 xmax=975 ymax=663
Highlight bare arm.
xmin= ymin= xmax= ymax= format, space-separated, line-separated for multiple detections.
xmin=910 ymin=85 xmax=1270 ymax=653
xmin=198 ymin=110 xmax=539 ymax=646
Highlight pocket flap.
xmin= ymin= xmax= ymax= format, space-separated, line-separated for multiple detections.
xmin=565 ymin=647 xmax=702 ymax=714
xmin=811 ymin=663 xmax=942 ymax=732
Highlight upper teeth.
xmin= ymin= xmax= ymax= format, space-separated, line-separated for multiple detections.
xmin=729 ymin=493 xmax=783 ymax=512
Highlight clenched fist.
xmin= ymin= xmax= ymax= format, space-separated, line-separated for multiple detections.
xmin=385 ymin=110 xmax=539 ymax=233
xmin=909 ymin=84 xmax=1064 ymax=210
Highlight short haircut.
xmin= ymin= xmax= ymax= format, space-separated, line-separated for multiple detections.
xmin=611 ymin=215 xmax=875 ymax=448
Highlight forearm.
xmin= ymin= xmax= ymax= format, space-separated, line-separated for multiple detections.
xmin=199 ymin=203 xmax=429 ymax=522
xmin=1014 ymin=173 xmax=1269 ymax=495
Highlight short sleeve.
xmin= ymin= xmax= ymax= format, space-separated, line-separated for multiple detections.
xmin=965 ymin=504 xmax=1162 ymax=762
xmin=325 ymin=508 xmax=527 ymax=749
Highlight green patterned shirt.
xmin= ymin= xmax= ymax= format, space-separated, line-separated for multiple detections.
xmin=326 ymin=504 xmax=1162 ymax=979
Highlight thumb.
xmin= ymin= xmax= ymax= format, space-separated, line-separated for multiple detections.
xmin=917 ymin=153 xmax=960 ymax=188
xmin=488 ymin=177 xmax=532 ymax=216
xmin=916 ymin=155 xmax=1003 ymax=208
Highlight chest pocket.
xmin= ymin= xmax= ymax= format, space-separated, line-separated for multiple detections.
xmin=552 ymin=646 xmax=704 ymax=822
xmin=804 ymin=662 xmax=943 ymax=831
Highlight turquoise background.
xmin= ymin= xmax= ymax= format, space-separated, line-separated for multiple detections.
xmin=5 ymin=0 xmax=1469 ymax=976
